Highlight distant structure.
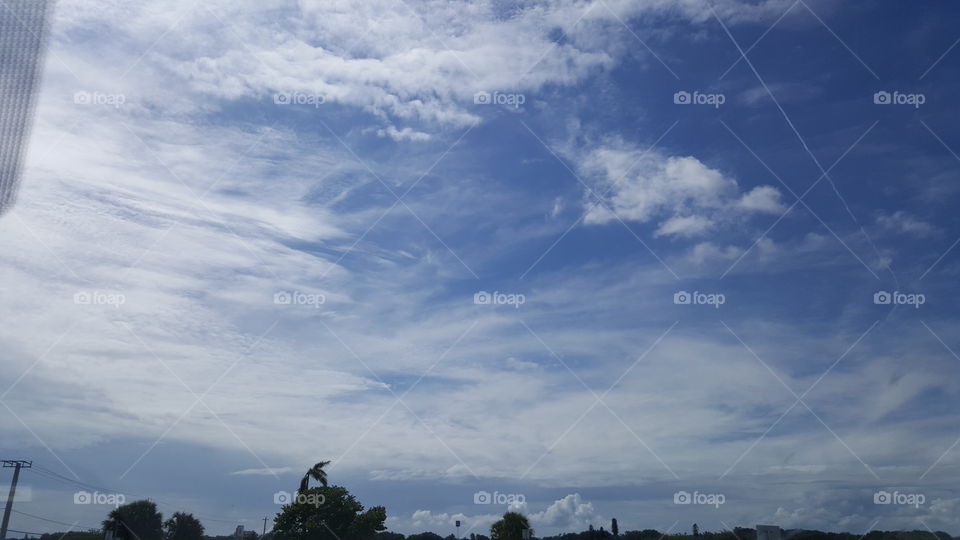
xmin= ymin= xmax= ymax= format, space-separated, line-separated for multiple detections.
xmin=757 ymin=525 xmax=781 ymax=540
xmin=0 ymin=0 xmax=55 ymax=217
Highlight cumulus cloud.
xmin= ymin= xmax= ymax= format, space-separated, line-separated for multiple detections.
xmin=399 ymin=494 xmax=600 ymax=536
xmin=580 ymin=143 xmax=785 ymax=238
xmin=528 ymin=493 xmax=601 ymax=531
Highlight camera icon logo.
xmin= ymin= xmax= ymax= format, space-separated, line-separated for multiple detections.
xmin=673 ymin=291 xmax=691 ymax=305
xmin=474 ymin=291 xmax=492 ymax=305
xmin=73 ymin=91 xmax=91 ymax=105
xmin=74 ymin=291 xmax=92 ymax=305
xmin=274 ymin=491 xmax=292 ymax=505
xmin=673 ymin=491 xmax=691 ymax=504
xmin=873 ymin=291 xmax=892 ymax=305
xmin=673 ymin=91 xmax=691 ymax=105
xmin=74 ymin=491 xmax=92 ymax=504
xmin=273 ymin=93 xmax=290 ymax=105
xmin=474 ymin=91 xmax=492 ymax=105
xmin=873 ymin=91 xmax=891 ymax=105
xmin=274 ymin=291 xmax=292 ymax=305
xmin=473 ymin=490 xmax=491 ymax=504
xmin=873 ymin=490 xmax=891 ymax=504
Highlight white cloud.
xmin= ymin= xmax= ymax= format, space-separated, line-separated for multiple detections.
xmin=580 ymin=143 xmax=785 ymax=238
xmin=377 ymin=126 xmax=433 ymax=142
xmin=50 ymin=0 xmax=810 ymax=137
xmin=398 ymin=494 xmax=600 ymax=536
xmin=736 ymin=185 xmax=787 ymax=214
xmin=528 ymin=493 xmax=601 ymax=531
xmin=876 ymin=210 xmax=937 ymax=237
xmin=229 ymin=466 xmax=294 ymax=476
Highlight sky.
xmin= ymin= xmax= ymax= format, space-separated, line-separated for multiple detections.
xmin=1 ymin=0 xmax=960 ymax=537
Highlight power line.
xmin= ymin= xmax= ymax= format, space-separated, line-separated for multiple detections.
xmin=11 ymin=510 xmax=98 ymax=530
xmin=26 ymin=466 xmax=254 ymax=525
xmin=8 ymin=528 xmax=49 ymax=535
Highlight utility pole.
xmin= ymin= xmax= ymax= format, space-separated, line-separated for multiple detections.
xmin=0 ymin=460 xmax=32 ymax=540
xmin=262 ymin=517 xmax=268 ymax=536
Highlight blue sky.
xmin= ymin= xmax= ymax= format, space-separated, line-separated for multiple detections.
xmin=2 ymin=0 xmax=960 ymax=537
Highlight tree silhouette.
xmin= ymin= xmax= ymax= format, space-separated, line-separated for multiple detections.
xmin=299 ymin=461 xmax=331 ymax=493
xmin=163 ymin=512 xmax=204 ymax=540
xmin=611 ymin=520 xmax=618 ymax=537
xmin=273 ymin=485 xmax=385 ymax=540
xmin=490 ymin=512 xmax=532 ymax=540
xmin=103 ymin=500 xmax=163 ymax=540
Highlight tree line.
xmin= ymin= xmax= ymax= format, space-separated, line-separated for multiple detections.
xmin=25 ymin=462 xmax=958 ymax=540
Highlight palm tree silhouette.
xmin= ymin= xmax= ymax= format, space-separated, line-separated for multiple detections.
xmin=298 ymin=461 xmax=331 ymax=493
